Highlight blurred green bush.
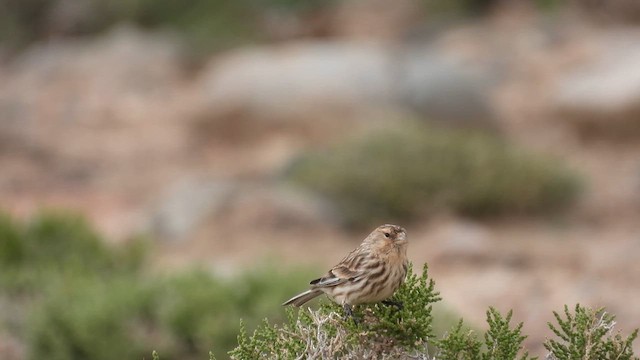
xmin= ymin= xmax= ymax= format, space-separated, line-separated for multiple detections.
xmin=0 ymin=212 xmax=314 ymax=360
xmin=0 ymin=0 xmax=568 ymax=53
xmin=0 ymin=0 xmax=329 ymax=52
xmin=420 ymin=0 xmax=564 ymax=16
xmin=0 ymin=212 xmax=144 ymax=291
xmin=286 ymin=123 xmax=582 ymax=227
xmin=27 ymin=268 xmax=312 ymax=360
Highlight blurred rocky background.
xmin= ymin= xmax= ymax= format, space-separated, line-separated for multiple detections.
xmin=1 ymin=0 xmax=640 ymax=359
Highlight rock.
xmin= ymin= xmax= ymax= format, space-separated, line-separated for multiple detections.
xmin=553 ymin=30 xmax=640 ymax=140
xmin=146 ymin=181 xmax=336 ymax=242
xmin=397 ymin=47 xmax=498 ymax=128
xmin=195 ymin=42 xmax=398 ymax=145
xmin=10 ymin=25 xmax=185 ymax=90
xmin=198 ymin=41 xmax=498 ymax=133
xmin=200 ymin=42 xmax=397 ymax=116
xmin=146 ymin=179 xmax=235 ymax=242
xmin=432 ymin=221 xmax=493 ymax=264
xmin=220 ymin=184 xmax=338 ymax=231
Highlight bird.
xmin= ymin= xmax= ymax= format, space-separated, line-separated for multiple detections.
xmin=282 ymin=224 xmax=409 ymax=320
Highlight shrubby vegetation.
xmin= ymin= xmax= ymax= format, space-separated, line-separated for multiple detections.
xmin=436 ymin=310 xmax=534 ymax=360
xmin=0 ymin=212 xmax=144 ymax=291
xmin=287 ymin=123 xmax=582 ymax=228
xmin=231 ymin=264 xmax=441 ymax=359
xmin=420 ymin=0 xmax=565 ymax=16
xmin=545 ymin=305 xmax=639 ymax=360
xmin=0 ymin=0 xmax=329 ymax=51
xmin=230 ymin=264 xmax=638 ymax=360
xmin=0 ymin=212 xmax=313 ymax=360
xmin=28 ymin=269 xmax=308 ymax=360
xmin=0 ymin=0 xmax=569 ymax=53
xmin=1 ymin=212 xmax=637 ymax=360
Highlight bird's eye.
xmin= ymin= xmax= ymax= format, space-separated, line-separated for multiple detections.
xmin=384 ymin=232 xmax=390 ymax=238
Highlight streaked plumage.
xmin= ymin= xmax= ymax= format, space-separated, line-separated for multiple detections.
xmin=283 ymin=224 xmax=409 ymax=318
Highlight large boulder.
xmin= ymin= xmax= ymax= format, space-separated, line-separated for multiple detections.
xmin=198 ymin=41 xmax=498 ymax=132
xmin=145 ymin=180 xmax=336 ymax=243
xmin=397 ymin=46 xmax=497 ymax=128
xmin=145 ymin=179 xmax=235 ymax=242
xmin=553 ymin=30 xmax=640 ymax=140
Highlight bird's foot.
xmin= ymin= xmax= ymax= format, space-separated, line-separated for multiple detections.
xmin=382 ymin=299 xmax=404 ymax=311
xmin=343 ymin=304 xmax=360 ymax=325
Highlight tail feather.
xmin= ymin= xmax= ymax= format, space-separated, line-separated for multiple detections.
xmin=282 ymin=289 xmax=323 ymax=307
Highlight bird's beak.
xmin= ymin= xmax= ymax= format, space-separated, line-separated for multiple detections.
xmin=396 ymin=231 xmax=408 ymax=244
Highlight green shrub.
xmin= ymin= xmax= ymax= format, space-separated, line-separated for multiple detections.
xmin=420 ymin=0 xmax=497 ymax=17
xmin=436 ymin=308 xmax=533 ymax=360
xmin=27 ymin=272 xmax=227 ymax=360
xmin=23 ymin=264 xmax=316 ymax=360
xmin=230 ymin=264 xmax=638 ymax=360
xmin=545 ymin=305 xmax=639 ymax=360
xmin=436 ymin=319 xmax=483 ymax=360
xmin=107 ymin=0 xmax=261 ymax=52
xmin=0 ymin=211 xmax=145 ymax=291
xmin=0 ymin=212 xmax=316 ymax=360
xmin=420 ymin=0 xmax=565 ymax=17
xmin=5 ymin=212 xmax=638 ymax=360
xmin=27 ymin=276 xmax=161 ymax=360
xmin=154 ymin=266 xmax=314 ymax=359
xmin=0 ymin=0 xmax=330 ymax=52
xmin=287 ymin=124 xmax=582 ymax=227
xmin=230 ymin=264 xmax=442 ymax=359
xmin=155 ymin=271 xmax=237 ymax=357
xmin=0 ymin=213 xmax=23 ymax=266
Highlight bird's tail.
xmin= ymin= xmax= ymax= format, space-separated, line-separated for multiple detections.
xmin=282 ymin=289 xmax=323 ymax=307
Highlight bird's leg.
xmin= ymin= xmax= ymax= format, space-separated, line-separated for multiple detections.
xmin=382 ymin=299 xmax=404 ymax=310
xmin=343 ymin=303 xmax=359 ymax=324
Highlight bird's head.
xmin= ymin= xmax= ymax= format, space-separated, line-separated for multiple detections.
xmin=367 ymin=224 xmax=408 ymax=247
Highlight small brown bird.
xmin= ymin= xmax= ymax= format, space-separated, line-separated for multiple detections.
xmin=283 ymin=224 xmax=409 ymax=319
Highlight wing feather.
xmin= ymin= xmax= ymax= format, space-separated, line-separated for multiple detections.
xmin=309 ymin=250 xmax=368 ymax=288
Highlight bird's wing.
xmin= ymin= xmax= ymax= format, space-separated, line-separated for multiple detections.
xmin=309 ymin=265 xmax=364 ymax=288
xmin=330 ymin=264 xmax=365 ymax=281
